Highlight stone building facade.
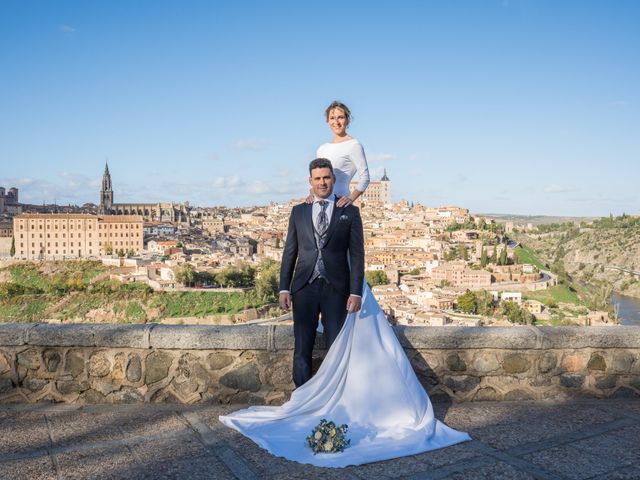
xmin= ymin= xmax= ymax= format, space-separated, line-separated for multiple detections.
xmin=431 ymin=261 xmax=492 ymax=288
xmin=98 ymin=163 xmax=191 ymax=223
xmin=0 ymin=186 xmax=20 ymax=214
xmin=13 ymin=213 xmax=143 ymax=260
xmin=351 ymin=169 xmax=391 ymax=205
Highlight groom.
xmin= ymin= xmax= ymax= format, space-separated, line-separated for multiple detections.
xmin=279 ymin=158 xmax=365 ymax=387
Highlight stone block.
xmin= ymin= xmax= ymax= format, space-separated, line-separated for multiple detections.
xmin=445 ymin=352 xmax=467 ymax=372
xmin=220 ymin=363 xmax=262 ymax=392
xmin=629 ymin=376 xmax=640 ymax=391
xmin=561 ymin=353 xmax=586 ymax=373
xmin=207 ymin=353 xmax=235 ymax=371
xmin=65 ymin=350 xmax=85 ymax=378
xmin=473 ymin=386 xmax=501 ymax=401
xmin=472 ymin=353 xmax=500 ymax=374
xmin=537 ymin=326 xmax=640 ymax=349
xmin=396 ymin=326 xmax=538 ymax=350
xmin=613 ymin=387 xmax=640 ymax=398
xmin=560 ymin=373 xmax=585 ymax=389
xmin=88 ymin=352 xmax=111 ymax=377
xmin=587 ymin=353 xmax=607 ymax=372
xmin=126 ymin=355 xmax=142 ymax=383
xmin=23 ymin=378 xmax=48 ymax=392
xmin=0 ymin=377 xmax=14 ymax=393
xmin=92 ymin=324 xmax=149 ymax=348
xmin=0 ymin=323 xmax=31 ymax=346
xmin=56 ymin=380 xmax=90 ymax=395
xmin=28 ymin=324 xmax=97 ymax=347
xmin=0 ymin=352 xmax=10 ymax=375
xmin=443 ymin=375 xmax=480 ymax=393
xmin=17 ymin=349 xmax=41 ymax=370
xmin=109 ymin=388 xmax=144 ymax=404
xmin=501 ymin=353 xmax=532 ymax=374
xmin=91 ymin=378 xmax=120 ymax=396
xmin=150 ymin=324 xmax=268 ymax=350
xmin=594 ymin=375 xmax=617 ymax=390
xmin=538 ymin=352 xmax=557 ymax=373
xmin=504 ymin=388 xmax=535 ymax=401
xmin=273 ymin=325 xmax=295 ymax=350
xmin=611 ymin=351 xmax=635 ymax=373
xmin=43 ymin=350 xmax=61 ymax=372
xmin=145 ymin=351 xmax=174 ymax=384
xmin=81 ymin=389 xmax=106 ymax=403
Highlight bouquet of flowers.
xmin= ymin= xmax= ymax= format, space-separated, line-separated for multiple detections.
xmin=306 ymin=419 xmax=350 ymax=454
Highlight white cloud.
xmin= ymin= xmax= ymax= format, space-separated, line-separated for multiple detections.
xmin=369 ymin=167 xmax=386 ymax=181
xmin=544 ymin=184 xmax=576 ymax=194
xmin=59 ymin=25 xmax=76 ymax=34
xmin=213 ymin=175 xmax=243 ymax=189
xmin=232 ymin=139 xmax=268 ymax=151
xmin=608 ymin=100 xmax=629 ymax=107
xmin=368 ymin=153 xmax=398 ymax=163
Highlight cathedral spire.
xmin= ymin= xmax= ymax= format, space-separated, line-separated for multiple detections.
xmin=381 ymin=168 xmax=390 ymax=181
xmin=99 ymin=161 xmax=114 ymax=214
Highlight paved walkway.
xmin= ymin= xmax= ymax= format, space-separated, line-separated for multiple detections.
xmin=1 ymin=399 xmax=640 ymax=479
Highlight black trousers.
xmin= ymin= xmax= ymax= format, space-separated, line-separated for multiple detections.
xmin=291 ymin=278 xmax=349 ymax=387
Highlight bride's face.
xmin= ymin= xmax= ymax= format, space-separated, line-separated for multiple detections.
xmin=328 ymin=108 xmax=348 ymax=137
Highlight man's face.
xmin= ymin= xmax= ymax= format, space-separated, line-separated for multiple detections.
xmin=309 ymin=167 xmax=335 ymax=199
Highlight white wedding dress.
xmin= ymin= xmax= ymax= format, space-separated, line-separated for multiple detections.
xmin=219 ymin=283 xmax=471 ymax=468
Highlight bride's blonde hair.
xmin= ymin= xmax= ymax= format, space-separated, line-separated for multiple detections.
xmin=325 ymin=101 xmax=352 ymax=126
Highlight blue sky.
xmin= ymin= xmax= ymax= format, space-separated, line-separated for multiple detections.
xmin=1 ymin=0 xmax=638 ymax=216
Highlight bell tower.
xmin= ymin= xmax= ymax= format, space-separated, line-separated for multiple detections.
xmin=99 ymin=161 xmax=114 ymax=213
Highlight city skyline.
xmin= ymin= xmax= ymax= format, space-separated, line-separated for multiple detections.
xmin=1 ymin=1 xmax=639 ymax=216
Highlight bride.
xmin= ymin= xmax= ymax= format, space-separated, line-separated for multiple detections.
xmin=219 ymin=101 xmax=470 ymax=468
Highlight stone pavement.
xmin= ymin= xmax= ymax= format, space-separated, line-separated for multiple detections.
xmin=1 ymin=399 xmax=640 ymax=479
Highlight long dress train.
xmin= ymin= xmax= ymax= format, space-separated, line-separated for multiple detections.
xmin=219 ymin=283 xmax=471 ymax=468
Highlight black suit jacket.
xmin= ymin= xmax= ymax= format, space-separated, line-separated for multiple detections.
xmin=279 ymin=200 xmax=364 ymax=297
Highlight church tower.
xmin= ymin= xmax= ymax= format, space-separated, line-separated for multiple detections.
xmin=99 ymin=162 xmax=114 ymax=214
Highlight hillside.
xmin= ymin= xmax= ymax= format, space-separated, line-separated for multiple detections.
xmin=0 ymin=262 xmax=276 ymax=323
xmin=511 ymin=217 xmax=640 ymax=299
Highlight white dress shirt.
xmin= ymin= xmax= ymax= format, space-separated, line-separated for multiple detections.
xmin=312 ymin=194 xmax=335 ymax=232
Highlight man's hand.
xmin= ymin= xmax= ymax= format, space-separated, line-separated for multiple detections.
xmin=346 ymin=295 xmax=362 ymax=314
xmin=279 ymin=292 xmax=292 ymax=312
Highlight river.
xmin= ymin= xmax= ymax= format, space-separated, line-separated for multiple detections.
xmin=611 ymin=293 xmax=640 ymax=326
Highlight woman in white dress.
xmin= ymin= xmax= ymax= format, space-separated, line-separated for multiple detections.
xmin=219 ymin=101 xmax=470 ymax=468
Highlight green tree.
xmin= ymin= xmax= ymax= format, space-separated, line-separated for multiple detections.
xmin=174 ymin=263 xmax=197 ymax=287
xmin=117 ymin=249 xmax=125 ymax=258
xmin=480 ymin=247 xmax=488 ymax=267
xmin=476 ymin=290 xmax=495 ymax=316
xmin=457 ymin=290 xmax=478 ymax=314
xmin=255 ymin=259 xmax=280 ymax=300
xmin=366 ymin=270 xmax=390 ymax=287
xmin=490 ymin=248 xmax=497 ymax=264
xmin=498 ymin=247 xmax=508 ymax=266
xmin=126 ymin=249 xmax=134 ymax=258
xmin=10 ymin=237 xmax=15 ymax=257
xmin=104 ymin=243 xmax=113 ymax=255
xmin=456 ymin=244 xmax=469 ymax=261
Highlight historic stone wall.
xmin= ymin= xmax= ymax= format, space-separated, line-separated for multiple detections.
xmin=1 ymin=323 xmax=639 ymax=404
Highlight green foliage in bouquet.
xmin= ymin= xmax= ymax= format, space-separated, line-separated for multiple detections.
xmin=306 ymin=419 xmax=350 ymax=454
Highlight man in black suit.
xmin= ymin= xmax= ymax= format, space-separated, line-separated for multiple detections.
xmin=279 ymin=158 xmax=365 ymax=387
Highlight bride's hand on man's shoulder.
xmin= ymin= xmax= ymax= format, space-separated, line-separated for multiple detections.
xmin=336 ymin=196 xmax=353 ymax=208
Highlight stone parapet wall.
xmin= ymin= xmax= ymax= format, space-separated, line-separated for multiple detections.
xmin=1 ymin=323 xmax=639 ymax=404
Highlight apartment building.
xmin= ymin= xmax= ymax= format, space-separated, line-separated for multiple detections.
xmin=13 ymin=214 xmax=143 ymax=260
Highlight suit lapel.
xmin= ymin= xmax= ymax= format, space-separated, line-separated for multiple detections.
xmin=303 ymin=202 xmax=315 ymax=242
xmin=323 ymin=203 xmax=344 ymax=245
